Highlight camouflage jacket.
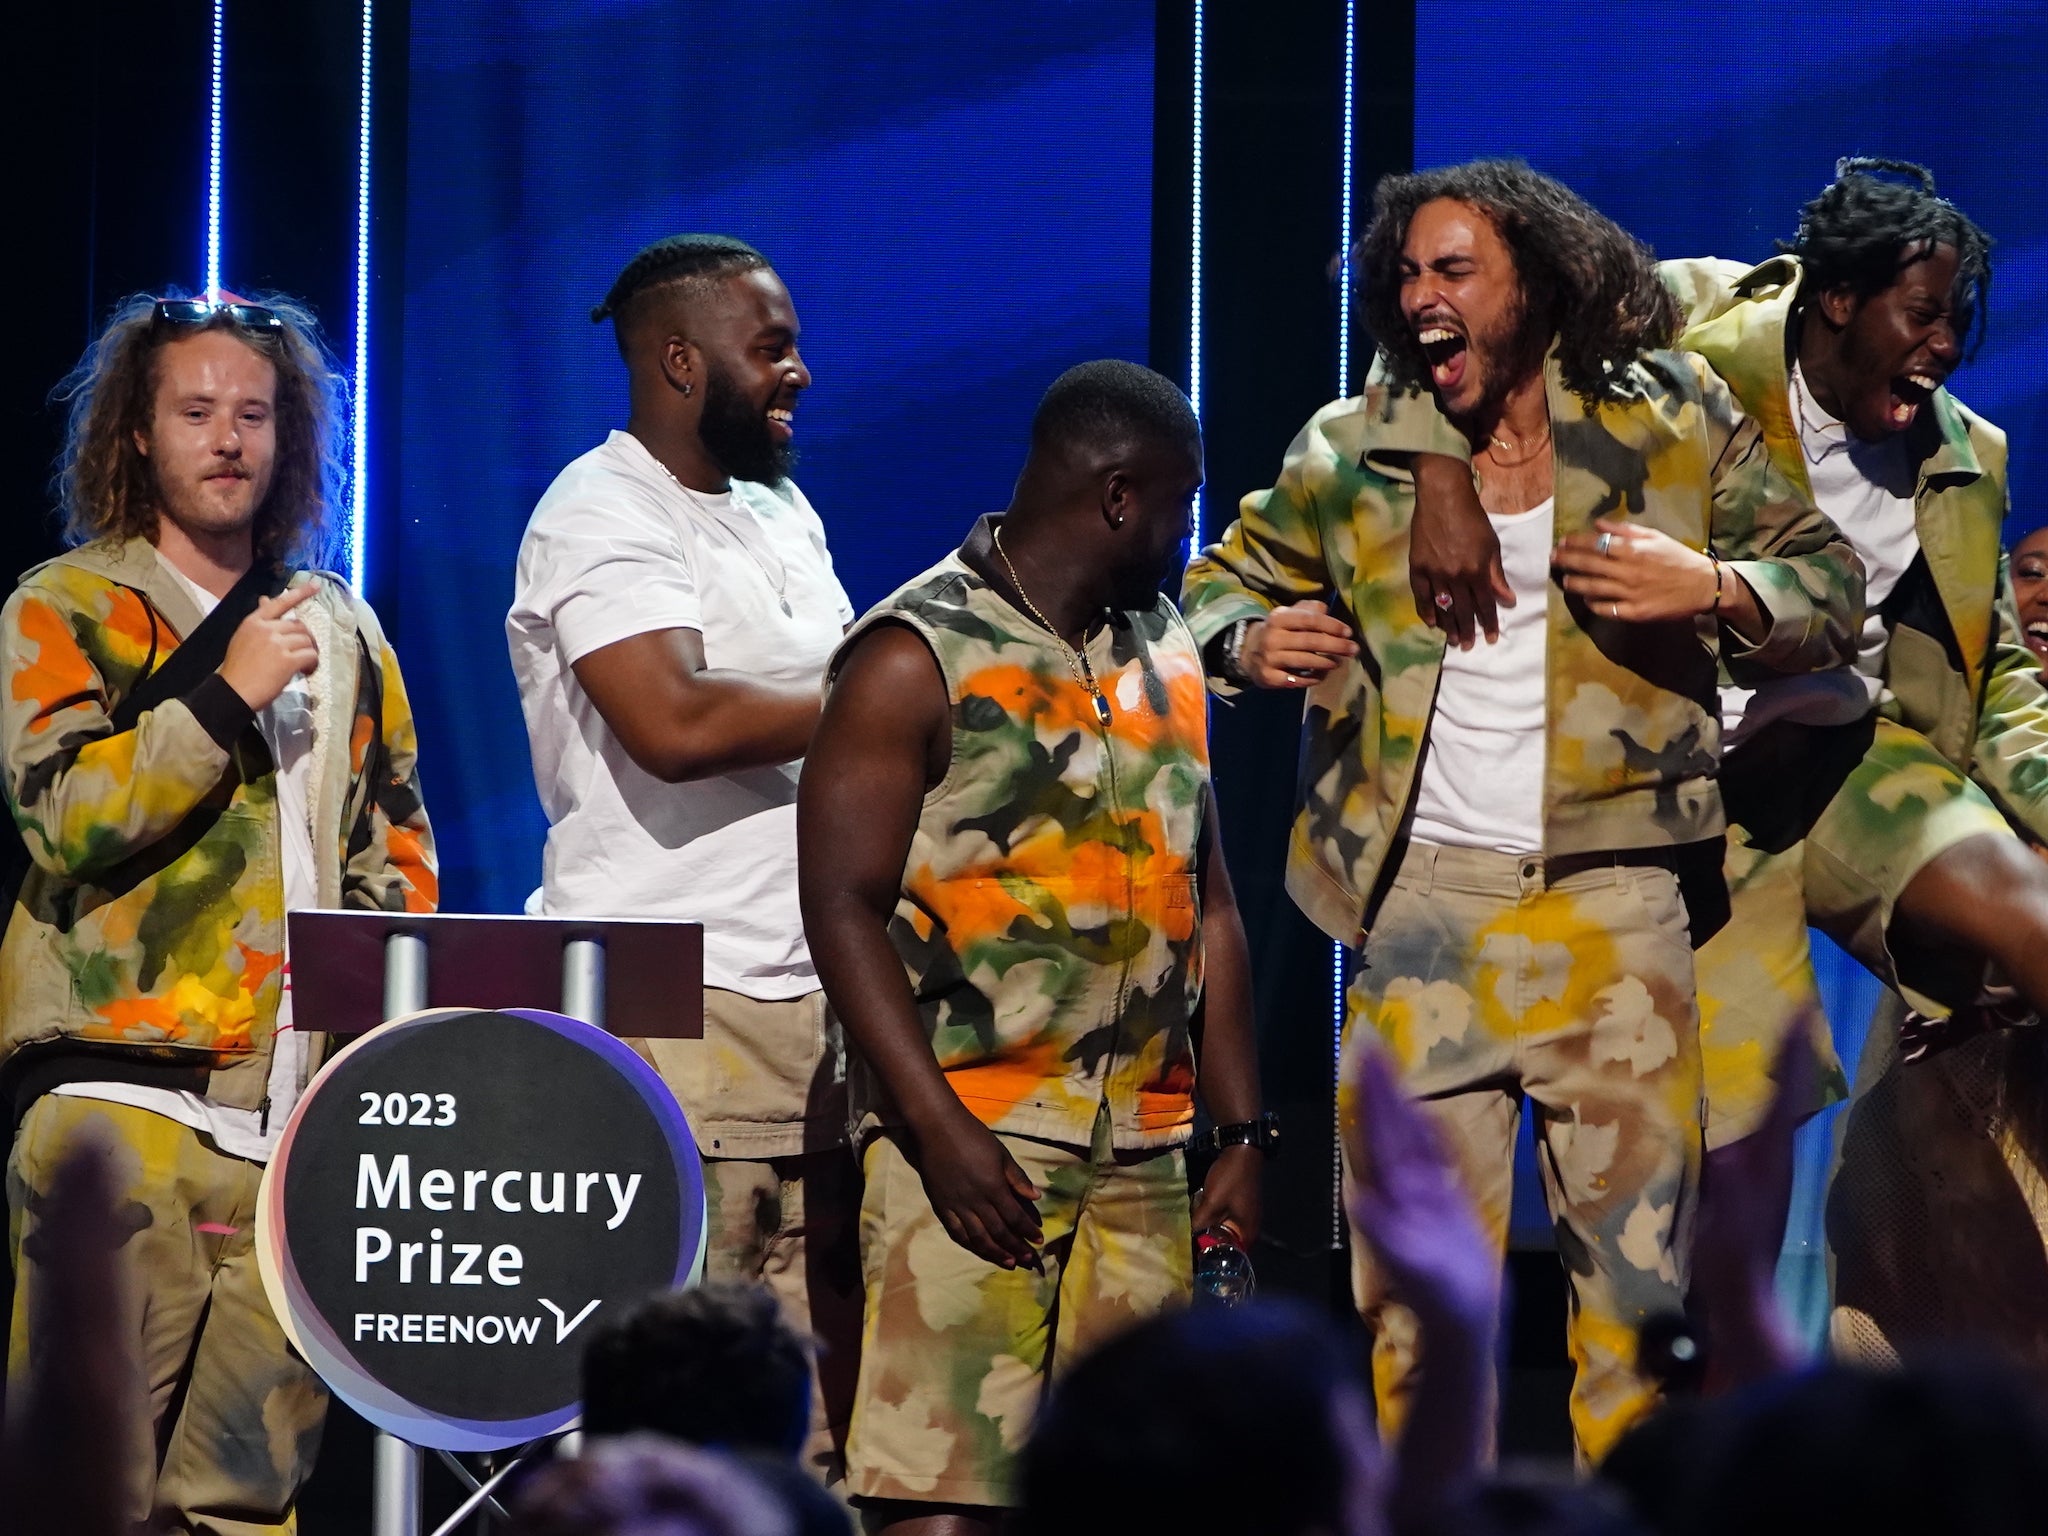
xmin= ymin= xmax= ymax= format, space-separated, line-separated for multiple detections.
xmin=0 ymin=537 xmax=438 ymax=1108
xmin=835 ymin=516 xmax=1210 ymax=1152
xmin=1182 ymin=348 xmax=1862 ymax=945
xmin=1664 ymin=255 xmax=2048 ymax=838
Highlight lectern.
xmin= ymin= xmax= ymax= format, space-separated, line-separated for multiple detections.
xmin=270 ymin=911 xmax=705 ymax=1536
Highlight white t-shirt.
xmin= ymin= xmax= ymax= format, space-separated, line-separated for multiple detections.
xmin=507 ymin=430 xmax=854 ymax=999
xmin=1719 ymin=361 xmax=1921 ymax=751
xmin=56 ymin=556 xmax=318 ymax=1163
xmin=1411 ymin=498 xmax=1553 ymax=855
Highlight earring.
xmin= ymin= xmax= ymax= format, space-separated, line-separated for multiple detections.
xmin=1110 ymin=512 xmax=1124 ymax=529
xmin=681 ymin=382 xmax=694 ymax=397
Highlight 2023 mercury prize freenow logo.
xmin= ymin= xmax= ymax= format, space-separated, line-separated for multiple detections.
xmin=258 ymin=1008 xmax=705 ymax=1451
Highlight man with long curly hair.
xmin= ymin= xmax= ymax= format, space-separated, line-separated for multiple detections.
xmin=1 ymin=291 xmax=437 ymax=1532
xmin=1182 ymin=160 xmax=1861 ymax=1461
xmin=1407 ymin=162 xmax=2048 ymax=1365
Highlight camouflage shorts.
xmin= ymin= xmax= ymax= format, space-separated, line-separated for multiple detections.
xmin=843 ymin=1106 xmax=1190 ymax=1508
xmin=1696 ymin=717 xmax=2014 ymax=1147
xmin=1343 ymin=839 xmax=1701 ymax=1464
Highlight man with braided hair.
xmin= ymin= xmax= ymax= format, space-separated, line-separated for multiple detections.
xmin=1404 ymin=163 xmax=2048 ymax=1267
xmin=508 ymin=235 xmax=860 ymax=1484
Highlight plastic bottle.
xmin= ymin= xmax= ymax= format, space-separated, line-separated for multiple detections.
xmin=1193 ymin=1220 xmax=1255 ymax=1306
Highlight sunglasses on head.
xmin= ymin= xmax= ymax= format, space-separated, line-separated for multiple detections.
xmin=153 ymin=298 xmax=284 ymax=331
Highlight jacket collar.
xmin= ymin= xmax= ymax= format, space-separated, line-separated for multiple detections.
xmin=1688 ymin=253 xmax=1983 ymax=494
xmin=54 ymin=536 xmax=210 ymax=639
xmin=1685 ymin=254 xmax=1992 ymax=695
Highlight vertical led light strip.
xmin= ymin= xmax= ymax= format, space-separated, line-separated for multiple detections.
xmin=1188 ymin=0 xmax=1205 ymax=547
xmin=348 ymin=0 xmax=373 ymax=593
xmin=1336 ymin=0 xmax=1358 ymax=398
xmin=1332 ymin=0 xmax=1359 ymax=1249
xmin=204 ymin=0 xmax=224 ymax=296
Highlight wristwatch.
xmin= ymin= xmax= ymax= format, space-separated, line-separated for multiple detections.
xmin=1218 ymin=618 xmax=1255 ymax=684
xmin=1193 ymin=1111 xmax=1281 ymax=1159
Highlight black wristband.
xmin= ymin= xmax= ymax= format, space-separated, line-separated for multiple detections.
xmin=1194 ymin=1111 xmax=1281 ymax=1159
xmin=183 ymin=672 xmax=258 ymax=751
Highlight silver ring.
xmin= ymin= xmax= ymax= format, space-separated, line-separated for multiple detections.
xmin=1597 ymin=531 xmax=1614 ymax=557
xmin=1434 ymin=590 xmax=1455 ymax=611
xmin=1608 ymin=601 xmax=1619 ymax=619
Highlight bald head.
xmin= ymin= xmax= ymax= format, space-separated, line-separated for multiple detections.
xmin=1029 ymin=359 xmax=1201 ymax=473
xmin=1007 ymin=360 xmax=1203 ymax=610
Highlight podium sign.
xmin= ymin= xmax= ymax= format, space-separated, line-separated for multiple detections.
xmin=259 ymin=1008 xmax=705 ymax=1452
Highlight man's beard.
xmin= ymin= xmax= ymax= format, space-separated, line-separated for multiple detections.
xmin=1429 ymin=290 xmax=1546 ymax=426
xmin=698 ymin=362 xmax=794 ymax=486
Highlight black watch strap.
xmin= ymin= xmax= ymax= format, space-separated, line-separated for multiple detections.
xmin=1195 ymin=1111 xmax=1281 ymax=1159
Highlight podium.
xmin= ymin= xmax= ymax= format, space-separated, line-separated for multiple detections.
xmin=277 ymin=911 xmax=704 ymax=1536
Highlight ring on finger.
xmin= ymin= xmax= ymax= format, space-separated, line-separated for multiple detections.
xmin=1608 ymin=600 xmax=1619 ymax=619
xmin=1433 ymin=590 xmax=1455 ymax=611
xmin=1597 ymin=531 xmax=1614 ymax=557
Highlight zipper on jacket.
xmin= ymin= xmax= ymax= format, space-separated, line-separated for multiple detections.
xmin=1096 ymin=622 xmax=1138 ymax=1113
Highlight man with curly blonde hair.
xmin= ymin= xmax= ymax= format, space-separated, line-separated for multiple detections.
xmin=1 ymin=291 xmax=437 ymax=1534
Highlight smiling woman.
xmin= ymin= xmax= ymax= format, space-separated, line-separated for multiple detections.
xmin=2011 ymin=525 xmax=2048 ymax=666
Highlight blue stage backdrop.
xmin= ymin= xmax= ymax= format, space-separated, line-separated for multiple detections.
xmin=1412 ymin=0 xmax=2048 ymax=1331
xmin=397 ymin=1 xmax=1155 ymax=913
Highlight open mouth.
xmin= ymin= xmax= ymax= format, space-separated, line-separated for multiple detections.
xmin=1885 ymin=370 xmax=1941 ymax=430
xmin=1417 ymin=324 xmax=1469 ymax=395
xmin=766 ymin=405 xmax=795 ymax=443
xmin=2026 ymin=619 xmax=2048 ymax=656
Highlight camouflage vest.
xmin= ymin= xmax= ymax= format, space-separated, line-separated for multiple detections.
xmin=837 ymin=526 xmax=1211 ymax=1152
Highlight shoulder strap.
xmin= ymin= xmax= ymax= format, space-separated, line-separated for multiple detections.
xmin=109 ymin=559 xmax=291 ymax=732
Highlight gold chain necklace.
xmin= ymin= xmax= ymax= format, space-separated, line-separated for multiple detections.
xmin=1483 ymin=424 xmax=1552 ymax=468
xmin=992 ymin=526 xmax=1113 ymax=729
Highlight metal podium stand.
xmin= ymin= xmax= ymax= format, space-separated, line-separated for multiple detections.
xmin=287 ymin=910 xmax=703 ymax=1536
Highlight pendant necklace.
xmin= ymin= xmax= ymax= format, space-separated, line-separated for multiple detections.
xmin=993 ymin=527 xmax=1113 ymax=729
xmin=654 ymin=458 xmax=793 ymax=615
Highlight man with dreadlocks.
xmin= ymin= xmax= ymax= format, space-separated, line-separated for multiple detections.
xmin=1 ymin=291 xmax=438 ymax=1532
xmin=1182 ymin=160 xmax=1861 ymax=1461
xmin=507 ymin=235 xmax=860 ymax=1484
xmin=1407 ymin=162 xmax=2048 ymax=1321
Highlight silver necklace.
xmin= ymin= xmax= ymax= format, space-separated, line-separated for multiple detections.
xmin=992 ymin=527 xmax=1113 ymax=729
xmin=653 ymin=458 xmax=793 ymax=616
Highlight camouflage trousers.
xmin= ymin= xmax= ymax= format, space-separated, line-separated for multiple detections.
xmin=1696 ymin=716 xmax=2015 ymax=1148
xmin=5 ymin=1095 xmax=328 ymax=1535
xmin=1343 ymin=840 xmax=1700 ymax=1465
xmin=701 ymin=1149 xmax=864 ymax=1487
xmin=844 ymin=1105 xmax=1190 ymax=1508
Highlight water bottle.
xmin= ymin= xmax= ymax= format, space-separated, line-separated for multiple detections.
xmin=1193 ymin=1220 xmax=1255 ymax=1306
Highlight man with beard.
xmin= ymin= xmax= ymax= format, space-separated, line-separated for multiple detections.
xmin=800 ymin=362 xmax=1264 ymax=1531
xmin=1181 ymin=161 xmax=1860 ymax=1461
xmin=507 ymin=235 xmax=859 ymax=1485
xmin=4 ymin=291 xmax=437 ymax=1532
xmin=1406 ymin=165 xmax=2048 ymax=1288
